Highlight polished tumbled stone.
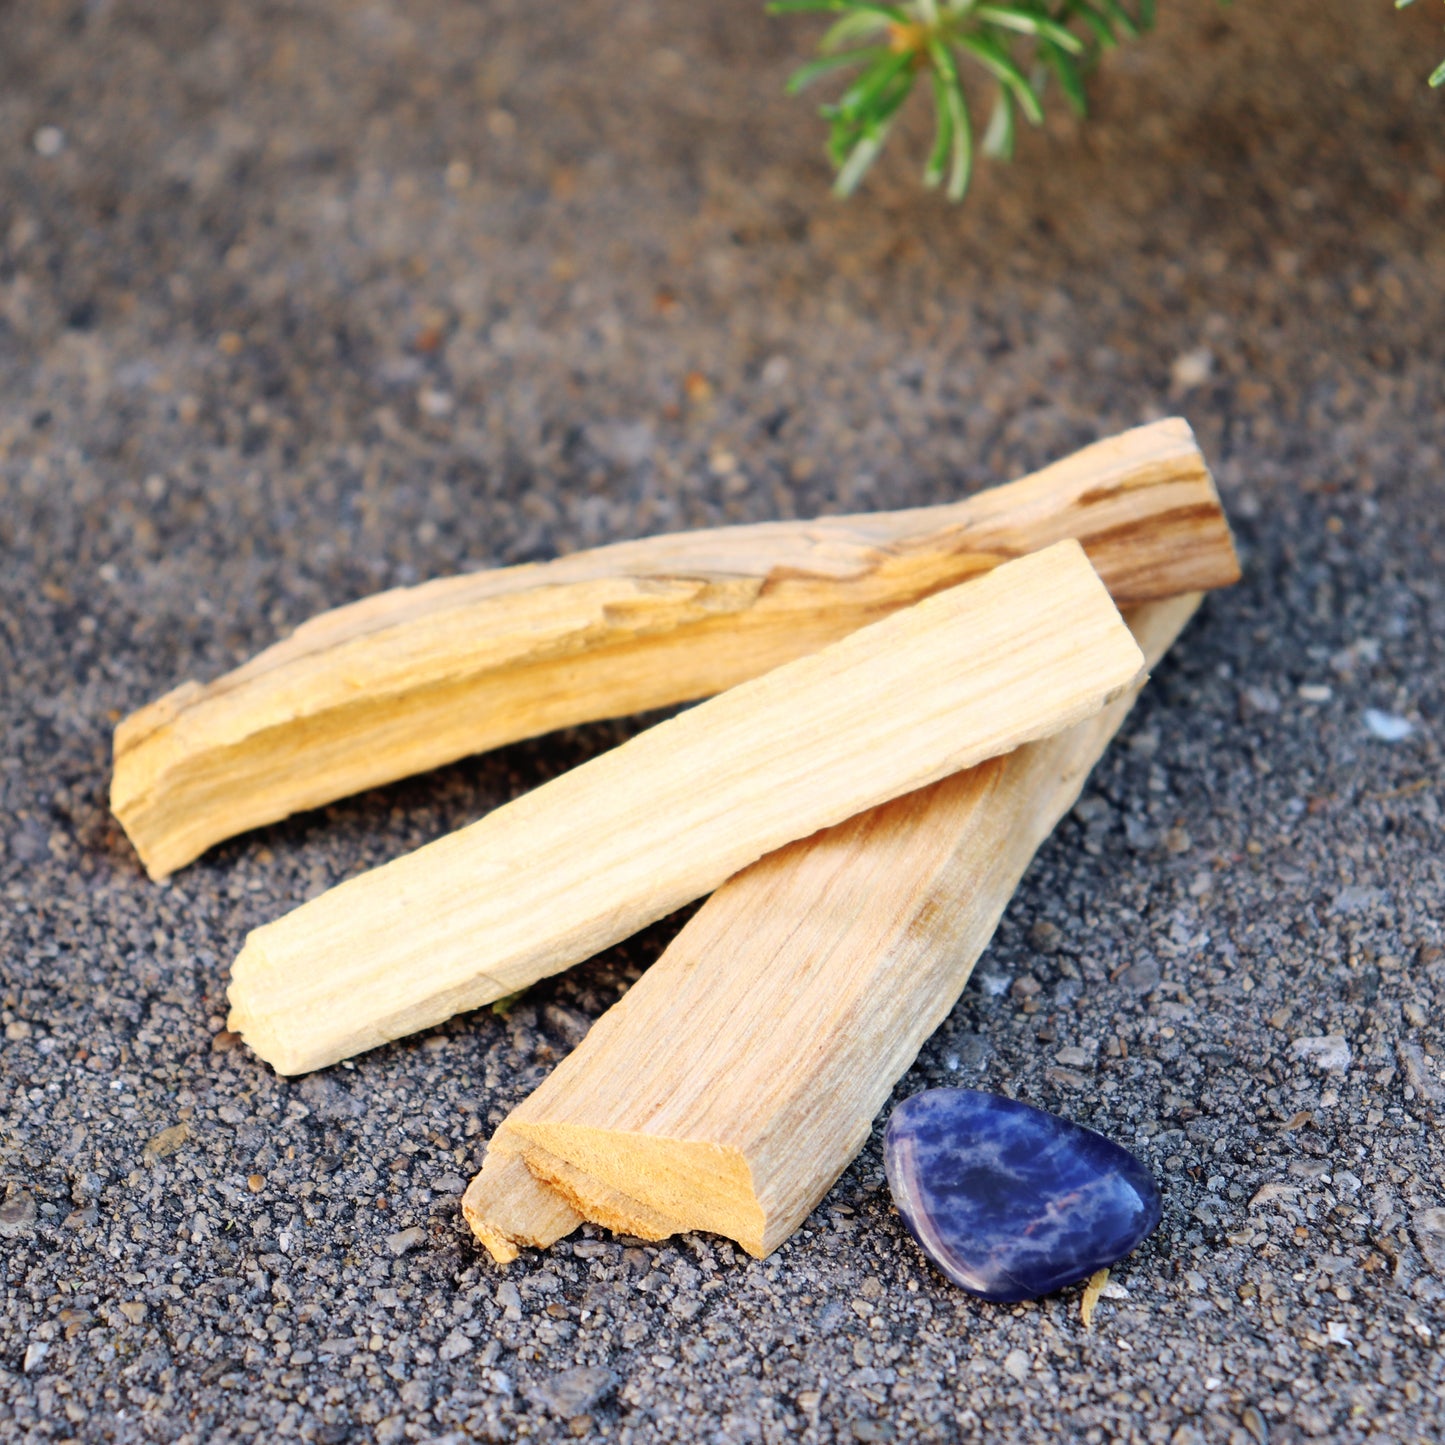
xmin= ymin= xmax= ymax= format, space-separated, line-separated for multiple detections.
xmin=884 ymin=1089 xmax=1161 ymax=1301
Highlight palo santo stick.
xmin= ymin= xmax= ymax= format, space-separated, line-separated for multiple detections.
xmin=464 ymin=1151 xmax=583 ymax=1266
xmin=227 ymin=542 xmax=1145 ymax=1075
xmin=113 ymin=418 xmax=1235 ymax=878
xmin=465 ymin=594 xmax=1203 ymax=1262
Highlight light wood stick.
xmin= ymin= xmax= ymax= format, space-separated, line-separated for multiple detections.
xmin=463 ymin=595 xmax=1203 ymax=1262
xmin=227 ymin=542 xmax=1144 ymax=1075
xmin=464 ymin=1150 xmax=583 ymax=1266
xmin=113 ymin=418 xmax=1235 ymax=878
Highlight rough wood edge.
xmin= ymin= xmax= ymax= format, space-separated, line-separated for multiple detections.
xmin=461 ymin=593 xmax=1204 ymax=1262
xmin=114 ymin=418 xmax=1236 ymax=877
xmin=227 ymin=541 xmax=1144 ymax=1074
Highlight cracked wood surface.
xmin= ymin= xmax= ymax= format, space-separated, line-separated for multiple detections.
xmin=463 ymin=593 xmax=1208 ymax=1263
xmin=112 ymin=419 xmax=1234 ymax=878
xmin=226 ymin=542 xmax=1145 ymax=1075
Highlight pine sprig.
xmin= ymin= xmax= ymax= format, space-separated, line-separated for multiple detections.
xmin=1398 ymin=0 xmax=1445 ymax=87
xmin=769 ymin=0 xmax=1155 ymax=199
xmin=773 ymin=1 xmax=1445 ymax=200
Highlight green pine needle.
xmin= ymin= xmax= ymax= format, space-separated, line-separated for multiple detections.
xmin=776 ymin=0 xmax=1443 ymax=199
xmin=490 ymin=988 xmax=529 ymax=1017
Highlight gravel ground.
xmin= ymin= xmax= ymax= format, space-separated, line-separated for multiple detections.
xmin=3 ymin=1 xmax=1445 ymax=1441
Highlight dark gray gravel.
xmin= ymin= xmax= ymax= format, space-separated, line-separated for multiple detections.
xmin=3 ymin=1 xmax=1445 ymax=1441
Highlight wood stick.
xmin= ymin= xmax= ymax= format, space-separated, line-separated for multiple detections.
xmin=463 ymin=1150 xmax=583 ymax=1266
xmin=227 ymin=542 xmax=1145 ymax=1075
xmin=463 ymin=594 xmax=1203 ymax=1262
xmin=113 ymin=418 xmax=1235 ymax=878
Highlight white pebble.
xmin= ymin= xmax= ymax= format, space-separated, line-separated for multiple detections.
xmin=1297 ymin=683 xmax=1332 ymax=703
xmin=33 ymin=126 xmax=65 ymax=157
xmin=418 ymin=388 xmax=454 ymax=418
xmin=1170 ymin=347 xmax=1214 ymax=392
xmin=385 ymin=1225 xmax=427 ymax=1256
xmin=439 ymin=1331 xmax=473 ymax=1361
xmin=1364 ymin=708 xmax=1413 ymax=742
xmin=1290 ymin=1034 xmax=1352 ymax=1073
xmin=760 ymin=355 xmax=791 ymax=387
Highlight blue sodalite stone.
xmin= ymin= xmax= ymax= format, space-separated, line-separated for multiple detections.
xmin=884 ymin=1089 xmax=1161 ymax=1302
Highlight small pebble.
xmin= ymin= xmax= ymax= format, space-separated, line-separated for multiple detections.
xmin=0 ymin=1190 xmax=37 ymax=1237
xmin=496 ymin=1281 xmax=523 ymax=1321
xmin=1028 ymin=920 xmax=1063 ymax=952
xmin=1241 ymin=685 xmax=1281 ymax=715
xmin=143 ymin=1123 xmax=190 ymax=1165
xmin=1330 ymin=885 xmax=1387 ymax=916
xmin=760 ymin=355 xmax=791 ymax=387
xmin=1170 ymin=347 xmax=1214 ymax=392
xmin=528 ymin=1365 xmax=618 ymax=1418
xmin=1290 ymin=1035 xmax=1352 ymax=1073
xmin=1412 ymin=1209 xmax=1445 ymax=1277
xmin=1398 ymin=1042 xmax=1445 ymax=1104
xmin=33 ymin=125 xmax=65 ymax=156
xmin=1117 ymin=957 xmax=1161 ymax=992
xmin=438 ymin=1330 xmax=473 ymax=1361
xmin=1364 ymin=709 xmax=1414 ymax=742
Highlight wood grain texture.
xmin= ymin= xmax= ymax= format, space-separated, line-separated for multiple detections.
xmin=112 ymin=418 xmax=1235 ymax=878
xmin=227 ymin=542 xmax=1145 ymax=1075
xmin=464 ymin=595 xmax=1203 ymax=1263
xmin=461 ymin=1149 xmax=582 ymax=1267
